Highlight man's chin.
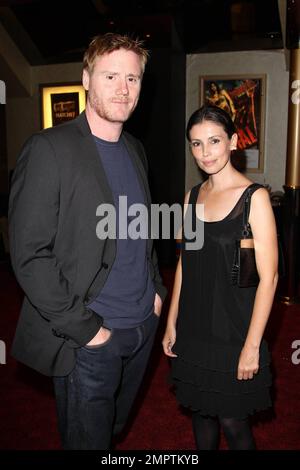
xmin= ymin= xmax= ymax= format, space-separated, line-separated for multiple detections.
xmin=109 ymin=112 xmax=133 ymax=123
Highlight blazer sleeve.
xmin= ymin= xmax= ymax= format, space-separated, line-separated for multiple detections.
xmin=9 ymin=134 xmax=103 ymax=347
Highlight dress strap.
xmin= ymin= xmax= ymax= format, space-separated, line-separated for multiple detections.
xmin=185 ymin=183 xmax=202 ymax=235
xmin=188 ymin=183 xmax=202 ymax=206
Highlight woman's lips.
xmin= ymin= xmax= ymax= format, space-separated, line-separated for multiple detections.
xmin=202 ymin=160 xmax=216 ymax=167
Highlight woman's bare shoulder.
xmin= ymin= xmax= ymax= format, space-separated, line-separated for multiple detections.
xmin=240 ymin=175 xmax=254 ymax=188
xmin=231 ymin=175 xmax=254 ymax=193
xmin=251 ymin=186 xmax=270 ymax=203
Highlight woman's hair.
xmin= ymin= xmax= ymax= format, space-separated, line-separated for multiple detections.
xmin=83 ymin=32 xmax=149 ymax=74
xmin=186 ymin=105 xmax=236 ymax=140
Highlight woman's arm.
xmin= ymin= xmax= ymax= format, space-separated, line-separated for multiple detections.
xmin=162 ymin=254 xmax=182 ymax=357
xmin=237 ymin=188 xmax=278 ymax=380
xmin=162 ymin=191 xmax=190 ymax=357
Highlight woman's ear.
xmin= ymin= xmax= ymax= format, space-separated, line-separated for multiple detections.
xmin=230 ymin=133 xmax=238 ymax=150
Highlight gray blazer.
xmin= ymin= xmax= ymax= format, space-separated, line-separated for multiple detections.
xmin=9 ymin=112 xmax=167 ymax=377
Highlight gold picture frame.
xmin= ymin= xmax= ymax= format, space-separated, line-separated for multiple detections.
xmin=40 ymin=82 xmax=86 ymax=129
xmin=200 ymin=75 xmax=266 ymax=173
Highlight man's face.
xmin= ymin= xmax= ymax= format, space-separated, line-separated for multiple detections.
xmin=83 ymin=48 xmax=143 ymax=124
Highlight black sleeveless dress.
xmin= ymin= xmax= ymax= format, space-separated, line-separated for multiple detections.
xmin=171 ymin=183 xmax=272 ymax=418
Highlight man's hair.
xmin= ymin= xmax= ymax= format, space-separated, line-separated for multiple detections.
xmin=83 ymin=32 xmax=149 ymax=74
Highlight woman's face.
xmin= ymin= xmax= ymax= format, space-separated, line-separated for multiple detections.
xmin=189 ymin=120 xmax=237 ymax=175
xmin=210 ymin=82 xmax=217 ymax=92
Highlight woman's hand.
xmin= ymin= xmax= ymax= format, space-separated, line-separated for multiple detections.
xmin=162 ymin=325 xmax=178 ymax=358
xmin=237 ymin=344 xmax=259 ymax=380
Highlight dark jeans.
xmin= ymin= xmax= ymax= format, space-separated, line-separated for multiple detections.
xmin=53 ymin=311 xmax=159 ymax=450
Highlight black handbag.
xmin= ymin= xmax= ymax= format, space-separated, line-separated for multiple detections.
xmin=231 ymin=184 xmax=261 ymax=288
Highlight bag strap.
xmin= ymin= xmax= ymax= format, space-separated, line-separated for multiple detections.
xmin=242 ymin=183 xmax=264 ymax=238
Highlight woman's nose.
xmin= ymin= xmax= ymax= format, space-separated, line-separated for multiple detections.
xmin=202 ymin=145 xmax=210 ymax=157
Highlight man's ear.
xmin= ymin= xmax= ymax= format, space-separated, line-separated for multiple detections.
xmin=82 ymin=69 xmax=90 ymax=91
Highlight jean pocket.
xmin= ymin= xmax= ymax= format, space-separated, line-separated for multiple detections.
xmin=83 ymin=328 xmax=114 ymax=350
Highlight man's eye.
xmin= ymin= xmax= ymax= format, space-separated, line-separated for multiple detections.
xmin=211 ymin=139 xmax=220 ymax=144
xmin=128 ymin=77 xmax=138 ymax=83
xmin=106 ymin=75 xmax=114 ymax=80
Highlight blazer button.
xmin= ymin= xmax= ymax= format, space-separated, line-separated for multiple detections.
xmin=102 ymin=262 xmax=108 ymax=269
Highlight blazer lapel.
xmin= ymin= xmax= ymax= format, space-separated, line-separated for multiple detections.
xmin=74 ymin=113 xmax=152 ymax=244
xmin=75 ymin=113 xmax=149 ymax=208
xmin=75 ymin=112 xmax=114 ymax=206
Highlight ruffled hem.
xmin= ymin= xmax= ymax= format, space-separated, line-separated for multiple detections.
xmin=172 ymin=338 xmax=270 ymax=373
xmin=171 ymin=336 xmax=272 ymax=417
xmin=171 ymin=356 xmax=272 ymax=395
xmin=173 ymin=380 xmax=272 ymax=418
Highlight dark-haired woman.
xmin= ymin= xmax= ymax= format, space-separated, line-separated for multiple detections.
xmin=162 ymin=105 xmax=278 ymax=450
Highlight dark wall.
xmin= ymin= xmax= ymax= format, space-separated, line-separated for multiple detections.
xmin=125 ymin=47 xmax=186 ymax=266
xmin=0 ymin=105 xmax=8 ymax=194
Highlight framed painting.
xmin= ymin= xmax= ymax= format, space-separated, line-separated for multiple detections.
xmin=200 ymin=75 xmax=266 ymax=172
xmin=40 ymin=82 xmax=86 ymax=129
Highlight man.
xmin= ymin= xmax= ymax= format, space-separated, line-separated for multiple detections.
xmin=9 ymin=33 xmax=167 ymax=450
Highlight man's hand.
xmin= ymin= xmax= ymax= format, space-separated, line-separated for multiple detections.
xmin=86 ymin=326 xmax=111 ymax=347
xmin=154 ymin=293 xmax=163 ymax=317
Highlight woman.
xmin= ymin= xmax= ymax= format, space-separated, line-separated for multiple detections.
xmin=162 ymin=105 xmax=278 ymax=450
xmin=207 ymin=81 xmax=236 ymax=122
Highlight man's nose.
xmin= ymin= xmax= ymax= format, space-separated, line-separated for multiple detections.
xmin=117 ymin=78 xmax=129 ymax=95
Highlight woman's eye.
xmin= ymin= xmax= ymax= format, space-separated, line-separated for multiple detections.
xmin=211 ymin=138 xmax=220 ymax=144
xmin=192 ymin=142 xmax=200 ymax=147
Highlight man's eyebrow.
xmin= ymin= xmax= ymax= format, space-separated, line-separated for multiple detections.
xmin=99 ymin=71 xmax=141 ymax=79
xmin=100 ymin=71 xmax=118 ymax=75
